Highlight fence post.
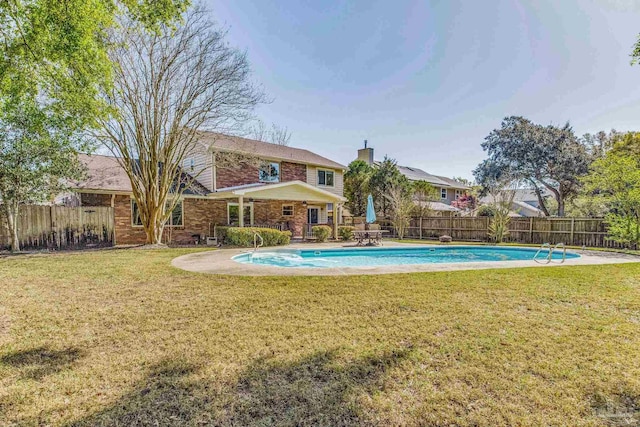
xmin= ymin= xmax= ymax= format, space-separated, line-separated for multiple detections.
xmin=449 ymin=215 xmax=453 ymax=236
xmin=570 ymin=217 xmax=575 ymax=245
xmin=529 ymin=217 xmax=534 ymax=243
xmin=419 ymin=217 xmax=423 ymax=240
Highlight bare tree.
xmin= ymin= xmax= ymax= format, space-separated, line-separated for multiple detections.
xmin=97 ymin=7 xmax=265 ymax=244
xmin=385 ymin=182 xmax=414 ymax=240
xmin=250 ymin=120 xmax=291 ymax=146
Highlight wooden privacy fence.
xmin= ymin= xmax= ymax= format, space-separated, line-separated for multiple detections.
xmin=0 ymin=205 xmax=114 ymax=250
xmin=379 ymin=216 xmax=631 ymax=249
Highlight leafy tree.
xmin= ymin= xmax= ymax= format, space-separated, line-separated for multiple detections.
xmin=0 ymin=0 xmax=186 ymax=251
xmin=474 ymin=116 xmax=590 ymax=217
xmin=369 ymin=157 xmax=409 ymax=219
xmin=0 ymin=98 xmax=88 ymax=251
xmin=583 ymin=138 xmax=640 ymax=247
xmin=343 ymin=160 xmax=373 ymax=217
xmin=97 ymin=7 xmax=265 ymax=244
xmin=451 ymin=194 xmax=477 ymax=212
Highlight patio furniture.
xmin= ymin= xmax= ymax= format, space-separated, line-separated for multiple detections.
xmin=352 ymin=229 xmax=388 ymax=246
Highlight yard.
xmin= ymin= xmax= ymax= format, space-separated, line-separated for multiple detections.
xmin=1 ymin=249 xmax=639 ymax=426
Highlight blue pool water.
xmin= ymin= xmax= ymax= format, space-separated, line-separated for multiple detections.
xmin=232 ymin=246 xmax=580 ymax=268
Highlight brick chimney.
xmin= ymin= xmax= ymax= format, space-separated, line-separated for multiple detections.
xmin=357 ymin=139 xmax=374 ymax=165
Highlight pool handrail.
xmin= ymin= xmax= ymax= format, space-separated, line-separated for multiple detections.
xmin=533 ymin=243 xmax=553 ymax=264
xmin=253 ymin=231 xmax=264 ymax=252
xmin=552 ymin=243 xmax=566 ymax=263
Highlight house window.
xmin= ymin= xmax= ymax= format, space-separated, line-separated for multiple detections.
xmin=227 ymin=202 xmax=253 ymax=225
xmin=131 ymin=199 xmax=183 ymax=227
xmin=317 ymin=169 xmax=334 ymax=186
xmin=259 ymin=162 xmax=280 ymax=183
xmin=282 ymin=204 xmax=294 ymax=216
xmin=455 ymin=189 xmax=462 ymax=200
xmin=441 ymin=188 xmax=447 ymax=199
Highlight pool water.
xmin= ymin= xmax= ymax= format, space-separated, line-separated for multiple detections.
xmin=232 ymin=246 xmax=580 ymax=268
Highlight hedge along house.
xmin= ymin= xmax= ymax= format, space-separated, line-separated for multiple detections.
xmin=70 ymin=132 xmax=347 ymax=245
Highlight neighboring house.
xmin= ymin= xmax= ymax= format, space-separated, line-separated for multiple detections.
xmin=70 ymin=133 xmax=347 ymax=244
xmin=478 ymin=189 xmax=548 ymax=217
xmin=355 ymin=142 xmax=470 ymax=214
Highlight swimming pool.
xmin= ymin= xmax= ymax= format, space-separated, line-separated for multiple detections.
xmin=232 ymin=246 xmax=580 ymax=268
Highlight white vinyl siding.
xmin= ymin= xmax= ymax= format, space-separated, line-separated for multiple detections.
xmin=306 ymin=166 xmax=344 ymax=197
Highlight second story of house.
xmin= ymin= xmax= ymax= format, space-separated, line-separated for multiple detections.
xmin=184 ymin=132 xmax=346 ymax=197
xmin=355 ymin=142 xmax=470 ymax=205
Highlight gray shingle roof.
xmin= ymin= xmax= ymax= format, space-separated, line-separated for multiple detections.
xmin=374 ymin=162 xmax=470 ymax=189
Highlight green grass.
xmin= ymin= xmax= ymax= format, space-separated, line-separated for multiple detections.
xmin=1 ymin=249 xmax=639 ymax=426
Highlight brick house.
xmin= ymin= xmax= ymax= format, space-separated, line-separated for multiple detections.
xmin=71 ymin=133 xmax=347 ymax=245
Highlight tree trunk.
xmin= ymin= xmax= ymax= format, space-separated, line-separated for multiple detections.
xmin=143 ymin=208 xmax=165 ymax=245
xmin=2 ymin=202 xmax=21 ymax=252
xmin=557 ymin=198 xmax=565 ymax=217
xmin=533 ymin=187 xmax=551 ymax=217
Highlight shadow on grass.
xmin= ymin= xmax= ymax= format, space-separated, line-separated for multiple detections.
xmin=1 ymin=346 xmax=85 ymax=380
xmin=68 ymin=348 xmax=411 ymax=426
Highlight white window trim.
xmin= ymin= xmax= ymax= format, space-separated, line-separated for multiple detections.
xmin=317 ymin=169 xmax=335 ymax=187
xmin=455 ymin=189 xmax=461 ymax=200
xmin=131 ymin=198 xmax=184 ymax=228
xmin=282 ymin=204 xmax=294 ymax=217
xmin=258 ymin=161 xmax=281 ymax=183
xmin=227 ymin=202 xmax=254 ymax=225
xmin=441 ymin=188 xmax=447 ymax=200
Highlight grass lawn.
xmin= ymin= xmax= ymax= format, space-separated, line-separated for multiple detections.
xmin=1 ymin=249 xmax=639 ymax=426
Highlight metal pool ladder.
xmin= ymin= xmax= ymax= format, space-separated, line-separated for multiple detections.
xmin=533 ymin=242 xmax=567 ymax=264
xmin=253 ymin=231 xmax=264 ymax=252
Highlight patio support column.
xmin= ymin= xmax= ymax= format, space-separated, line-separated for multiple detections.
xmin=238 ymin=196 xmax=244 ymax=227
xmin=333 ymin=202 xmax=339 ymax=239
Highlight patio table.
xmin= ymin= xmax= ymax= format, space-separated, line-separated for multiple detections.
xmin=352 ymin=230 xmax=388 ymax=246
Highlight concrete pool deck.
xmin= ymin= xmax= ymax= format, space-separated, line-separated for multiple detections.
xmin=171 ymin=241 xmax=640 ymax=276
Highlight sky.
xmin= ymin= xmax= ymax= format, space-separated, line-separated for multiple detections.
xmin=206 ymin=0 xmax=640 ymax=180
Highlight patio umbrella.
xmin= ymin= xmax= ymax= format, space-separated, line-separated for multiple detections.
xmin=366 ymin=194 xmax=376 ymax=224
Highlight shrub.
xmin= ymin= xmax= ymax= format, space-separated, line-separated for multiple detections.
xmin=338 ymin=226 xmax=355 ymax=241
xmin=477 ymin=205 xmax=496 ymax=217
xmin=312 ymin=225 xmax=332 ymax=242
xmin=222 ymin=227 xmax=290 ymax=247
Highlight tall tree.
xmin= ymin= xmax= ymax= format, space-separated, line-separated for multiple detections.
xmin=250 ymin=120 xmax=292 ymax=146
xmin=97 ymin=7 xmax=265 ymax=244
xmin=369 ymin=157 xmax=408 ymax=219
xmin=474 ymin=116 xmax=590 ymax=217
xmin=583 ymin=136 xmax=640 ymax=247
xmin=0 ymin=0 xmax=187 ymax=250
xmin=343 ymin=160 xmax=373 ymax=217
xmin=385 ymin=181 xmax=414 ymax=240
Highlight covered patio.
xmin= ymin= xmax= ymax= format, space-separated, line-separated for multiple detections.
xmin=210 ymin=180 xmax=347 ymax=239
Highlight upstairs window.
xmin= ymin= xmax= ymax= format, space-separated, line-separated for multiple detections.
xmin=132 ymin=199 xmax=183 ymax=227
xmin=317 ymin=169 xmax=334 ymax=187
xmin=441 ymin=188 xmax=447 ymax=199
xmin=455 ymin=189 xmax=462 ymax=200
xmin=259 ymin=162 xmax=280 ymax=183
